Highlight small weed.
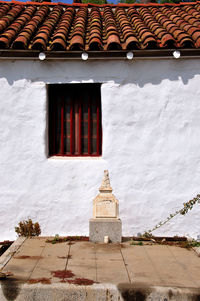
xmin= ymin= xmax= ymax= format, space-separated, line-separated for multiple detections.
xmin=46 ymin=236 xmax=89 ymax=244
xmin=51 ymin=234 xmax=60 ymax=244
xmin=54 ymin=234 xmax=60 ymax=241
xmin=191 ymin=241 xmax=200 ymax=247
xmin=15 ymin=219 xmax=41 ymax=237
xmin=46 ymin=234 xmax=62 ymax=244
xmin=130 ymin=241 xmax=143 ymax=246
xmin=184 ymin=241 xmax=200 ymax=249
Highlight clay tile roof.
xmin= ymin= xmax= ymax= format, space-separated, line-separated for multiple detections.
xmin=0 ymin=1 xmax=200 ymax=53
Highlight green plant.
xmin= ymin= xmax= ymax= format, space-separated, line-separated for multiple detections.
xmin=54 ymin=234 xmax=60 ymax=241
xmin=15 ymin=219 xmax=41 ymax=237
xmin=187 ymin=241 xmax=200 ymax=248
xmin=143 ymin=194 xmax=200 ymax=237
xmin=51 ymin=234 xmax=60 ymax=244
xmin=130 ymin=241 xmax=143 ymax=246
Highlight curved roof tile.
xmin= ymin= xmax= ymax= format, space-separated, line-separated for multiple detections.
xmin=0 ymin=1 xmax=200 ymax=52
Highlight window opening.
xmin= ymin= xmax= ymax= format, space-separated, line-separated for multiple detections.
xmin=49 ymin=84 xmax=102 ymax=157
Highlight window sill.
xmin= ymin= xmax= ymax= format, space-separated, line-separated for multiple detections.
xmin=48 ymin=156 xmax=103 ymax=161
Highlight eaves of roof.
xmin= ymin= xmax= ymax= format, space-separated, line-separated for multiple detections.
xmin=1 ymin=1 xmax=200 ymax=59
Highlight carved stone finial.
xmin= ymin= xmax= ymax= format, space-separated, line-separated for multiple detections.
xmin=93 ymin=169 xmax=118 ymax=219
xmin=99 ymin=170 xmax=112 ymax=193
xmin=90 ymin=170 xmax=122 ymax=243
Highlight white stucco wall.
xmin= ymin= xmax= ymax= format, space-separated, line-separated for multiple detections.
xmin=0 ymin=58 xmax=200 ymax=240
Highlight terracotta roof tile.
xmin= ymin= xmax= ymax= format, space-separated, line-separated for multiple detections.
xmin=13 ymin=6 xmax=49 ymax=49
xmin=139 ymin=7 xmax=175 ymax=47
xmin=116 ymin=7 xmax=139 ymax=49
xmin=87 ymin=7 xmax=102 ymax=50
xmin=69 ymin=7 xmax=87 ymax=50
xmin=1 ymin=1 xmax=200 ymax=52
xmin=51 ymin=7 xmax=74 ymax=50
xmin=127 ymin=7 xmax=157 ymax=49
xmin=103 ymin=6 xmax=121 ymax=50
xmin=32 ymin=6 xmax=62 ymax=50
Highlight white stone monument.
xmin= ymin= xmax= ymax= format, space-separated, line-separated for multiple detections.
xmin=89 ymin=170 xmax=122 ymax=243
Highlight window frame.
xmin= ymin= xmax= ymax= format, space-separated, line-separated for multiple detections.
xmin=48 ymin=83 xmax=102 ymax=157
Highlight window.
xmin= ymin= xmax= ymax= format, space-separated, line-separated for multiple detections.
xmin=48 ymin=84 xmax=102 ymax=157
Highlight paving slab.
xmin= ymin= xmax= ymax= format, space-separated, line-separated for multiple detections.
xmin=1 ymin=238 xmax=200 ymax=301
xmin=94 ymin=243 xmax=129 ymax=284
xmin=121 ymin=244 xmax=163 ymax=286
xmin=30 ymin=240 xmax=70 ymax=283
xmin=2 ymin=237 xmax=46 ymax=281
xmin=143 ymin=245 xmax=196 ymax=288
xmin=95 ymin=243 xmax=122 ymax=260
xmin=69 ymin=241 xmax=96 ymax=259
xmin=67 ymin=259 xmax=97 ymax=283
xmin=167 ymin=245 xmax=200 ymax=287
xmin=67 ymin=241 xmax=97 ymax=283
xmin=0 ymin=237 xmax=26 ymax=270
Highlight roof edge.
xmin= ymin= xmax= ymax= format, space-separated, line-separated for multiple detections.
xmin=0 ymin=0 xmax=199 ymax=7
xmin=0 ymin=49 xmax=200 ymax=59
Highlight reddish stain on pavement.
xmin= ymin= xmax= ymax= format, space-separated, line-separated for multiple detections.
xmin=28 ymin=278 xmax=51 ymax=284
xmin=14 ymin=255 xmax=43 ymax=260
xmin=67 ymin=278 xmax=96 ymax=285
xmin=51 ymin=270 xmax=75 ymax=279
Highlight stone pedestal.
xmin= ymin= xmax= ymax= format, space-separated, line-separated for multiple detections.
xmin=89 ymin=218 xmax=122 ymax=243
xmin=89 ymin=170 xmax=122 ymax=243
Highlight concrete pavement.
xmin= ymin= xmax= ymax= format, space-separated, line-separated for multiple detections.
xmin=0 ymin=237 xmax=200 ymax=300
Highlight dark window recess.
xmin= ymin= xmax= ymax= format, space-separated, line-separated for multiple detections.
xmin=49 ymin=84 xmax=102 ymax=157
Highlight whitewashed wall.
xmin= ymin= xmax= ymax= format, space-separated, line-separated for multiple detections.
xmin=0 ymin=58 xmax=200 ymax=241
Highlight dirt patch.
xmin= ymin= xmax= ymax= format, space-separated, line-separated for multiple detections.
xmin=0 ymin=241 xmax=13 ymax=256
xmin=118 ymin=284 xmax=150 ymax=301
xmin=0 ymin=271 xmax=14 ymax=279
xmin=129 ymin=236 xmax=198 ymax=249
xmin=46 ymin=236 xmax=89 ymax=244
xmin=14 ymin=255 xmax=43 ymax=260
xmin=95 ymin=243 xmax=121 ymax=252
xmin=161 ymin=241 xmax=191 ymax=248
xmin=67 ymin=278 xmax=96 ymax=286
xmin=67 ymin=242 xmax=74 ymax=245
xmin=66 ymin=236 xmax=89 ymax=242
xmin=27 ymin=278 xmax=51 ymax=284
xmin=131 ymin=236 xmax=187 ymax=242
xmin=51 ymin=270 xmax=74 ymax=279
xmin=0 ymin=278 xmax=21 ymax=301
xmin=168 ymin=289 xmax=173 ymax=299
xmin=57 ymin=255 xmax=72 ymax=259
xmin=194 ymin=294 xmax=200 ymax=301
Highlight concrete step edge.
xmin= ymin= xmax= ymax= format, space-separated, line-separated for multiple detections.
xmin=0 ymin=237 xmax=26 ymax=270
xmin=0 ymin=282 xmax=200 ymax=301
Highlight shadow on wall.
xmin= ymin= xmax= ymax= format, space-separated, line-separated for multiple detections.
xmin=1 ymin=59 xmax=200 ymax=87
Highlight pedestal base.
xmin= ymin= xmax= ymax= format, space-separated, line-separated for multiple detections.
xmin=89 ymin=218 xmax=122 ymax=243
